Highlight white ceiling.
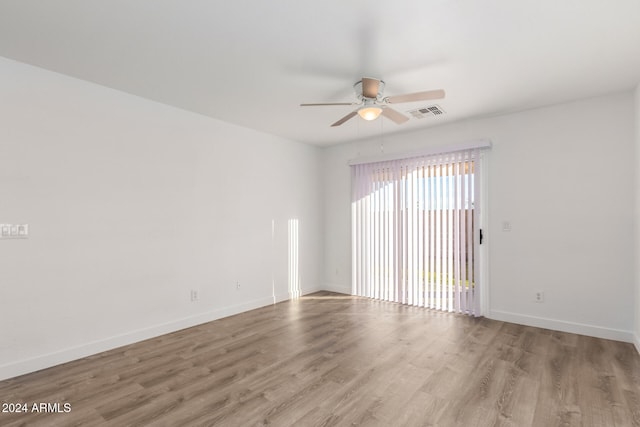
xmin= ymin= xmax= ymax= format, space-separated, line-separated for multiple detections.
xmin=1 ymin=1 xmax=639 ymax=146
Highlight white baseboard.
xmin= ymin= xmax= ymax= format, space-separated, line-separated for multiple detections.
xmin=489 ymin=309 xmax=635 ymax=344
xmin=0 ymin=295 xmax=279 ymax=382
xmin=322 ymin=283 xmax=352 ymax=295
xmin=300 ymin=284 xmax=325 ymax=296
xmin=634 ymin=333 xmax=640 ymax=354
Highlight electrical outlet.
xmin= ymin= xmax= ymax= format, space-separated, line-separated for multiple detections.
xmin=235 ymin=282 xmax=240 ymax=290
xmin=190 ymin=289 xmax=199 ymax=302
xmin=535 ymin=291 xmax=544 ymax=303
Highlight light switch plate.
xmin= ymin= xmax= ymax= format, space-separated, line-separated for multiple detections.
xmin=0 ymin=224 xmax=28 ymax=239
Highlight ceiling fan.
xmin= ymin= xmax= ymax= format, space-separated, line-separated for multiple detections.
xmin=300 ymin=77 xmax=445 ymax=127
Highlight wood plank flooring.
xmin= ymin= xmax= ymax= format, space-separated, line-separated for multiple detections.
xmin=1 ymin=291 xmax=639 ymax=426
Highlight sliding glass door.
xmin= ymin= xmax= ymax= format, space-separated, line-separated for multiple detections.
xmin=351 ymin=148 xmax=483 ymax=316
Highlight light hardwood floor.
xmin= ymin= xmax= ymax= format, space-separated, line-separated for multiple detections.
xmin=1 ymin=291 xmax=639 ymax=426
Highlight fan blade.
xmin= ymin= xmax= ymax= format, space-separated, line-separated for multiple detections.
xmin=300 ymin=102 xmax=355 ymax=106
xmin=331 ymin=111 xmax=358 ymax=127
xmin=386 ymin=89 xmax=445 ymax=104
xmin=381 ymin=107 xmax=409 ymax=124
xmin=362 ymin=77 xmax=380 ymax=99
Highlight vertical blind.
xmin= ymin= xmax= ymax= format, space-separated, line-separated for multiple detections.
xmin=351 ymin=148 xmax=481 ymax=316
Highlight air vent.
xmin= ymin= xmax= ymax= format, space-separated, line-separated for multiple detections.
xmin=408 ymin=105 xmax=446 ymax=119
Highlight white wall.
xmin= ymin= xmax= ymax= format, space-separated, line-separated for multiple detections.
xmin=635 ymin=84 xmax=640 ymax=352
xmin=0 ymin=57 xmax=323 ymax=380
xmin=323 ymin=91 xmax=636 ymax=342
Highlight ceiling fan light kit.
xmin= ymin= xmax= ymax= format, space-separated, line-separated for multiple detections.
xmin=300 ymin=77 xmax=445 ymax=127
xmin=357 ymin=105 xmax=382 ymax=121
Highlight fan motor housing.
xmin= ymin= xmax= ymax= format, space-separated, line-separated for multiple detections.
xmin=354 ymin=79 xmax=385 ymax=101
